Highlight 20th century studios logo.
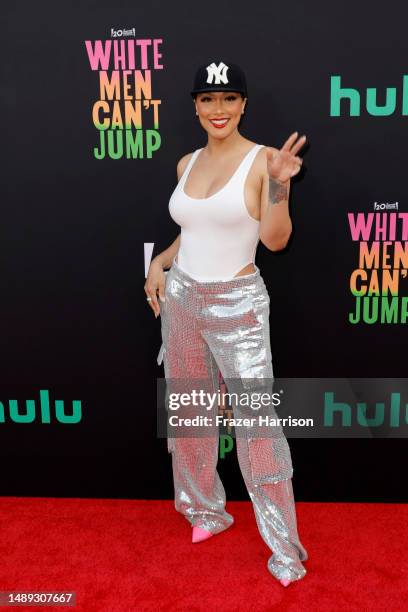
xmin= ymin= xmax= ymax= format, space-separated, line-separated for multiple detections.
xmin=373 ymin=201 xmax=398 ymax=210
xmin=110 ymin=27 xmax=135 ymax=38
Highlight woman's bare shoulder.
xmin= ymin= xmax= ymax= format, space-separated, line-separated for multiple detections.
xmin=176 ymin=152 xmax=194 ymax=181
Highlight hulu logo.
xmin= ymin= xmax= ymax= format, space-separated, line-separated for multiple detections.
xmin=330 ymin=75 xmax=408 ymax=116
xmin=0 ymin=389 xmax=82 ymax=424
xmin=324 ymin=392 xmax=408 ymax=426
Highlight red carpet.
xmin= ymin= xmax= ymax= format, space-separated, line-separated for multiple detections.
xmin=0 ymin=498 xmax=407 ymax=611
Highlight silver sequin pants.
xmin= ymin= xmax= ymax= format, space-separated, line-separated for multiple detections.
xmin=157 ymin=257 xmax=308 ymax=583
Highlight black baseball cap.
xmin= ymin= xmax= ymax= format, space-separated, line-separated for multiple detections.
xmin=190 ymin=60 xmax=248 ymax=98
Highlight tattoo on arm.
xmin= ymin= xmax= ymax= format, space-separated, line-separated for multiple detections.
xmin=268 ymin=177 xmax=288 ymax=206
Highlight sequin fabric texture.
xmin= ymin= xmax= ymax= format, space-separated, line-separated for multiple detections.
xmin=157 ymin=257 xmax=308 ymax=583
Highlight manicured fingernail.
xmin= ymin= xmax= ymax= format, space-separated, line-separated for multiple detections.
xmin=159 ymin=296 xmax=165 ymax=302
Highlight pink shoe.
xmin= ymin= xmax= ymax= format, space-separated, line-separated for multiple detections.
xmin=192 ymin=526 xmax=213 ymax=543
xmin=280 ymin=579 xmax=291 ymax=587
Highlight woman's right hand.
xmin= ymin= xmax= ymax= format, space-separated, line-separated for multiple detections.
xmin=144 ymin=257 xmax=166 ymax=318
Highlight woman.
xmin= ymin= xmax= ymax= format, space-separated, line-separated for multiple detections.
xmin=144 ymin=60 xmax=308 ymax=587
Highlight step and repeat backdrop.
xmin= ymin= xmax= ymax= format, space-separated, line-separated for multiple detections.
xmin=2 ymin=1 xmax=406 ymax=501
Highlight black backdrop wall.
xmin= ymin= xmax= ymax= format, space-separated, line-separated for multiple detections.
xmin=2 ymin=0 xmax=406 ymax=501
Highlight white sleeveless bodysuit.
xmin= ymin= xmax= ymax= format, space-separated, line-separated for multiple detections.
xmin=169 ymin=143 xmax=265 ymax=281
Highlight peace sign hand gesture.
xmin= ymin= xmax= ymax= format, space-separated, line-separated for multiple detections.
xmin=266 ymin=132 xmax=307 ymax=184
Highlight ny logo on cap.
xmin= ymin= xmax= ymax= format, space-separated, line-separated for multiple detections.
xmin=206 ymin=61 xmax=229 ymax=85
